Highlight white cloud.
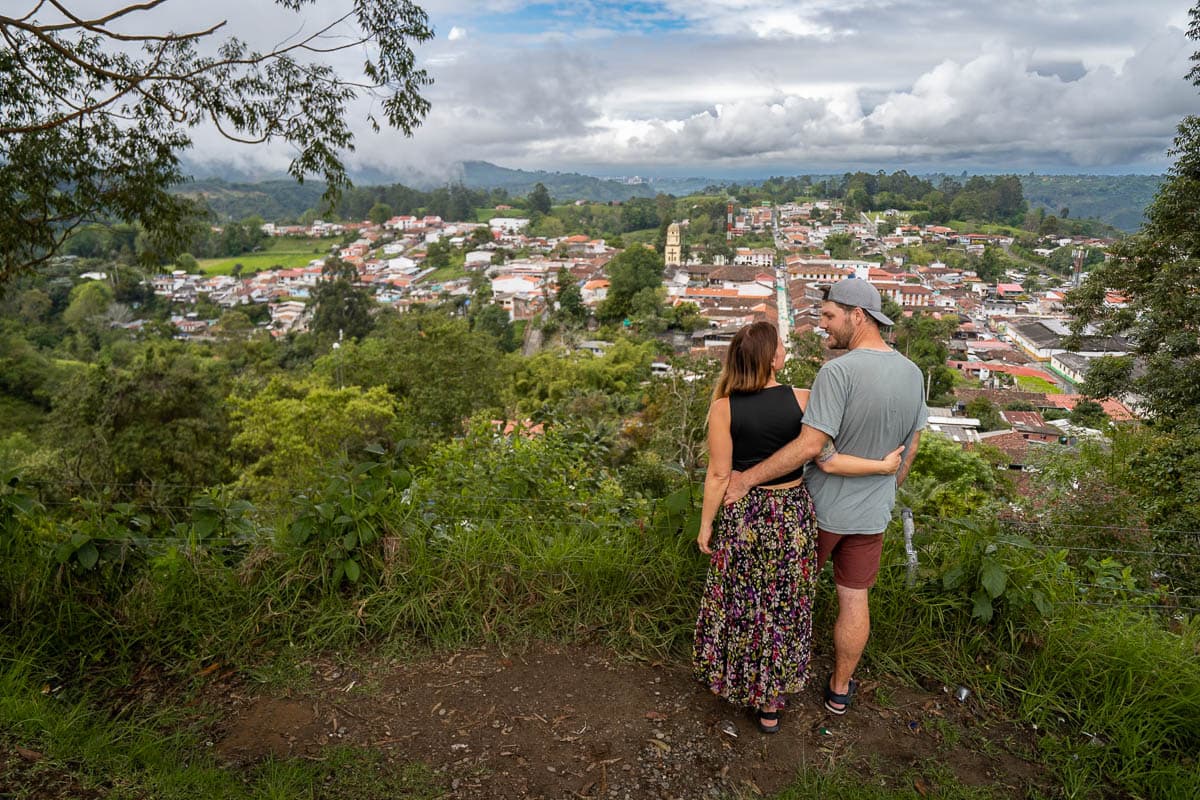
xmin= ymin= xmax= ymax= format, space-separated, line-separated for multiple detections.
xmin=467 ymin=33 xmax=1195 ymax=170
xmin=157 ymin=1 xmax=1197 ymax=177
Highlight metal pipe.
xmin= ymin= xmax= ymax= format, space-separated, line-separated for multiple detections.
xmin=902 ymin=507 xmax=917 ymax=587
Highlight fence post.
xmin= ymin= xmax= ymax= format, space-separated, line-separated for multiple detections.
xmin=902 ymin=508 xmax=917 ymax=587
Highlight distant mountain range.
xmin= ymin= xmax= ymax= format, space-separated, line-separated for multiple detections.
xmin=175 ymin=159 xmax=1160 ymax=231
xmin=457 ymin=161 xmax=717 ymax=199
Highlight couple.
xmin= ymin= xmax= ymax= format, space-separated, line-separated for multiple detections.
xmin=693 ymin=279 xmax=927 ymax=734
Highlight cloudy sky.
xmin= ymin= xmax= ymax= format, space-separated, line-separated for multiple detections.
xmin=71 ymin=0 xmax=1200 ymax=179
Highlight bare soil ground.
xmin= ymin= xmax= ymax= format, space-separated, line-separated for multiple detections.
xmin=203 ymin=641 xmax=1047 ymax=799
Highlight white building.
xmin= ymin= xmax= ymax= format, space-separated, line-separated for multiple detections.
xmin=489 ymin=217 xmax=531 ymax=234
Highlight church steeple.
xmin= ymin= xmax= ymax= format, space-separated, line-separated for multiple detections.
xmin=665 ymin=222 xmax=682 ymax=267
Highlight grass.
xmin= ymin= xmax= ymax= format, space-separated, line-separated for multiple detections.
xmin=946 ymin=221 xmax=1028 ymax=236
xmin=620 ymin=226 xmax=661 ymax=244
xmin=1015 ymin=375 xmax=1059 ymax=393
xmin=0 ymin=663 xmax=442 ymax=800
xmin=856 ymin=528 xmax=1200 ymax=800
xmin=418 ymin=249 xmax=468 ymax=284
xmin=198 ymin=238 xmax=329 ymax=276
xmin=475 ymin=207 xmax=516 ymax=222
xmin=4 ymin=431 xmax=1200 ymax=799
xmin=419 ymin=264 xmax=467 ymax=284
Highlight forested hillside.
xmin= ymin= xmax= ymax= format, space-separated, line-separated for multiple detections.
xmin=178 ymin=168 xmax=1157 ymax=235
xmin=1019 ymin=174 xmax=1162 ymax=231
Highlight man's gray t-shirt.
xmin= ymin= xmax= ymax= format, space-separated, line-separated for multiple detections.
xmin=803 ymin=348 xmax=928 ymax=535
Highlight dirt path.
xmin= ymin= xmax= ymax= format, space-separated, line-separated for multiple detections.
xmin=208 ymin=641 xmax=1045 ymax=799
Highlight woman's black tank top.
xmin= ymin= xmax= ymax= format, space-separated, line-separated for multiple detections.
xmin=729 ymin=384 xmax=807 ymax=484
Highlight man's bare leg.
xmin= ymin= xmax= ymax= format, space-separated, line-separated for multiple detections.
xmin=828 ymin=585 xmax=870 ymax=708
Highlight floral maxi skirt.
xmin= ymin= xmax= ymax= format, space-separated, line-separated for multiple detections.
xmin=692 ymin=483 xmax=818 ymax=709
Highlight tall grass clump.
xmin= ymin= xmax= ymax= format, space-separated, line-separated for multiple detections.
xmin=330 ymin=422 xmax=705 ymax=656
xmin=4 ymin=421 xmax=708 ymax=688
xmin=855 ymin=511 xmax=1200 ymax=799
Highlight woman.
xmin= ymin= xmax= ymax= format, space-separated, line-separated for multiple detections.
xmin=692 ymin=321 xmax=901 ymax=733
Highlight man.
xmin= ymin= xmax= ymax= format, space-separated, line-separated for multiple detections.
xmin=724 ymin=278 xmax=927 ymax=715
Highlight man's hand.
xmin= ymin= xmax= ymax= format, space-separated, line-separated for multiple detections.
xmin=881 ymin=445 xmax=905 ymax=475
xmin=723 ymin=470 xmax=748 ymax=506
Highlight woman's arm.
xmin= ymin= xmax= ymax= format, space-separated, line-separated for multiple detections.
xmin=815 ymin=441 xmax=904 ymax=476
xmin=697 ymin=398 xmax=732 ymax=554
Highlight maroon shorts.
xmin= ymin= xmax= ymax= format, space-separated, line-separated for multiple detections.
xmin=816 ymin=529 xmax=884 ymax=589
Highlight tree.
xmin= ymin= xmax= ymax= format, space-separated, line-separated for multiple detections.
xmin=507 ymin=340 xmax=654 ymax=416
xmin=62 ymin=281 xmax=113 ymax=334
xmin=975 ymin=247 xmax=1006 ymax=283
xmin=665 ymin=301 xmax=704 ymax=333
xmin=965 ymin=396 xmax=1004 ymax=432
xmin=46 ymin=343 xmax=231 ymax=510
xmin=620 ymin=197 xmax=659 ymax=232
xmin=230 ymin=375 xmax=397 ymax=508
xmin=824 ymin=232 xmax=855 ymax=259
xmin=892 ymin=311 xmax=956 ymax=401
xmin=899 ymin=432 xmax=1002 ymax=521
xmin=424 ymin=238 xmax=451 ymax=270
xmin=1069 ymin=399 xmax=1109 ymax=430
xmin=777 ymin=330 xmax=824 ymax=388
xmin=310 ymin=258 xmax=375 ymax=343
xmin=368 ymin=202 xmax=394 ymax=225
xmin=467 ymin=226 xmax=494 ymax=249
xmin=1 ymin=1 xmax=433 ymax=284
xmin=554 ymin=266 xmax=587 ymax=328
xmin=471 ymin=302 xmax=517 ymax=353
xmin=528 ymin=182 xmax=552 ymax=215
xmin=1061 ymin=3 xmax=1200 ymax=591
xmin=320 ymin=310 xmax=505 ymax=438
xmin=1067 ymin=119 xmax=1200 ymax=422
xmin=598 ymin=246 xmax=664 ymax=323
xmin=1065 ymin=8 xmax=1200 ymax=424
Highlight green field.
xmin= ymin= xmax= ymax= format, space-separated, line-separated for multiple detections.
xmin=1016 ymin=374 xmax=1060 ymax=393
xmin=199 ymin=238 xmax=329 ymax=276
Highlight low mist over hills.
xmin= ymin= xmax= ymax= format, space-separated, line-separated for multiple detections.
xmin=174 ymin=160 xmax=1160 ymax=231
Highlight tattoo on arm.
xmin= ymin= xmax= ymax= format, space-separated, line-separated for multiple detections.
xmin=816 ymin=441 xmax=836 ymax=464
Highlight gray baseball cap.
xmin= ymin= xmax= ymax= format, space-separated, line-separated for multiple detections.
xmin=826 ymin=278 xmax=894 ymax=326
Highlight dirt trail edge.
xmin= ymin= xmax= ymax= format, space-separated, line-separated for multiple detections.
xmin=210 ymin=641 xmax=1045 ymax=799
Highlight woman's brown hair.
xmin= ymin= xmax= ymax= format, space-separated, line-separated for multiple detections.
xmin=713 ymin=321 xmax=779 ymax=399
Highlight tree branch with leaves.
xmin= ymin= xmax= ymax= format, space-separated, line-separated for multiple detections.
xmin=0 ymin=0 xmax=433 ymax=284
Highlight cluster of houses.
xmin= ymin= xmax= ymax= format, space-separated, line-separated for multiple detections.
xmin=143 ymin=200 xmax=1136 ymax=465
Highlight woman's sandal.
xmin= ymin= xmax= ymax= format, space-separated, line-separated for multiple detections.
xmin=756 ymin=709 xmax=782 ymax=734
xmin=823 ymin=677 xmax=858 ymax=716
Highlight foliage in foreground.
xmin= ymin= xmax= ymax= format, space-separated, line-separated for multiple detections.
xmin=3 ymin=431 xmax=1199 ymax=800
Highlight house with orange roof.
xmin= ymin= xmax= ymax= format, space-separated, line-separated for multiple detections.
xmin=1044 ymin=394 xmax=1135 ymax=422
xmin=1104 ymin=292 xmax=1129 ymax=308
xmin=581 ymin=279 xmax=610 ymax=306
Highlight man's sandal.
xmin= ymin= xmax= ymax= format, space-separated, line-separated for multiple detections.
xmin=824 ymin=677 xmax=858 ymax=715
xmin=756 ymin=709 xmax=781 ymax=734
